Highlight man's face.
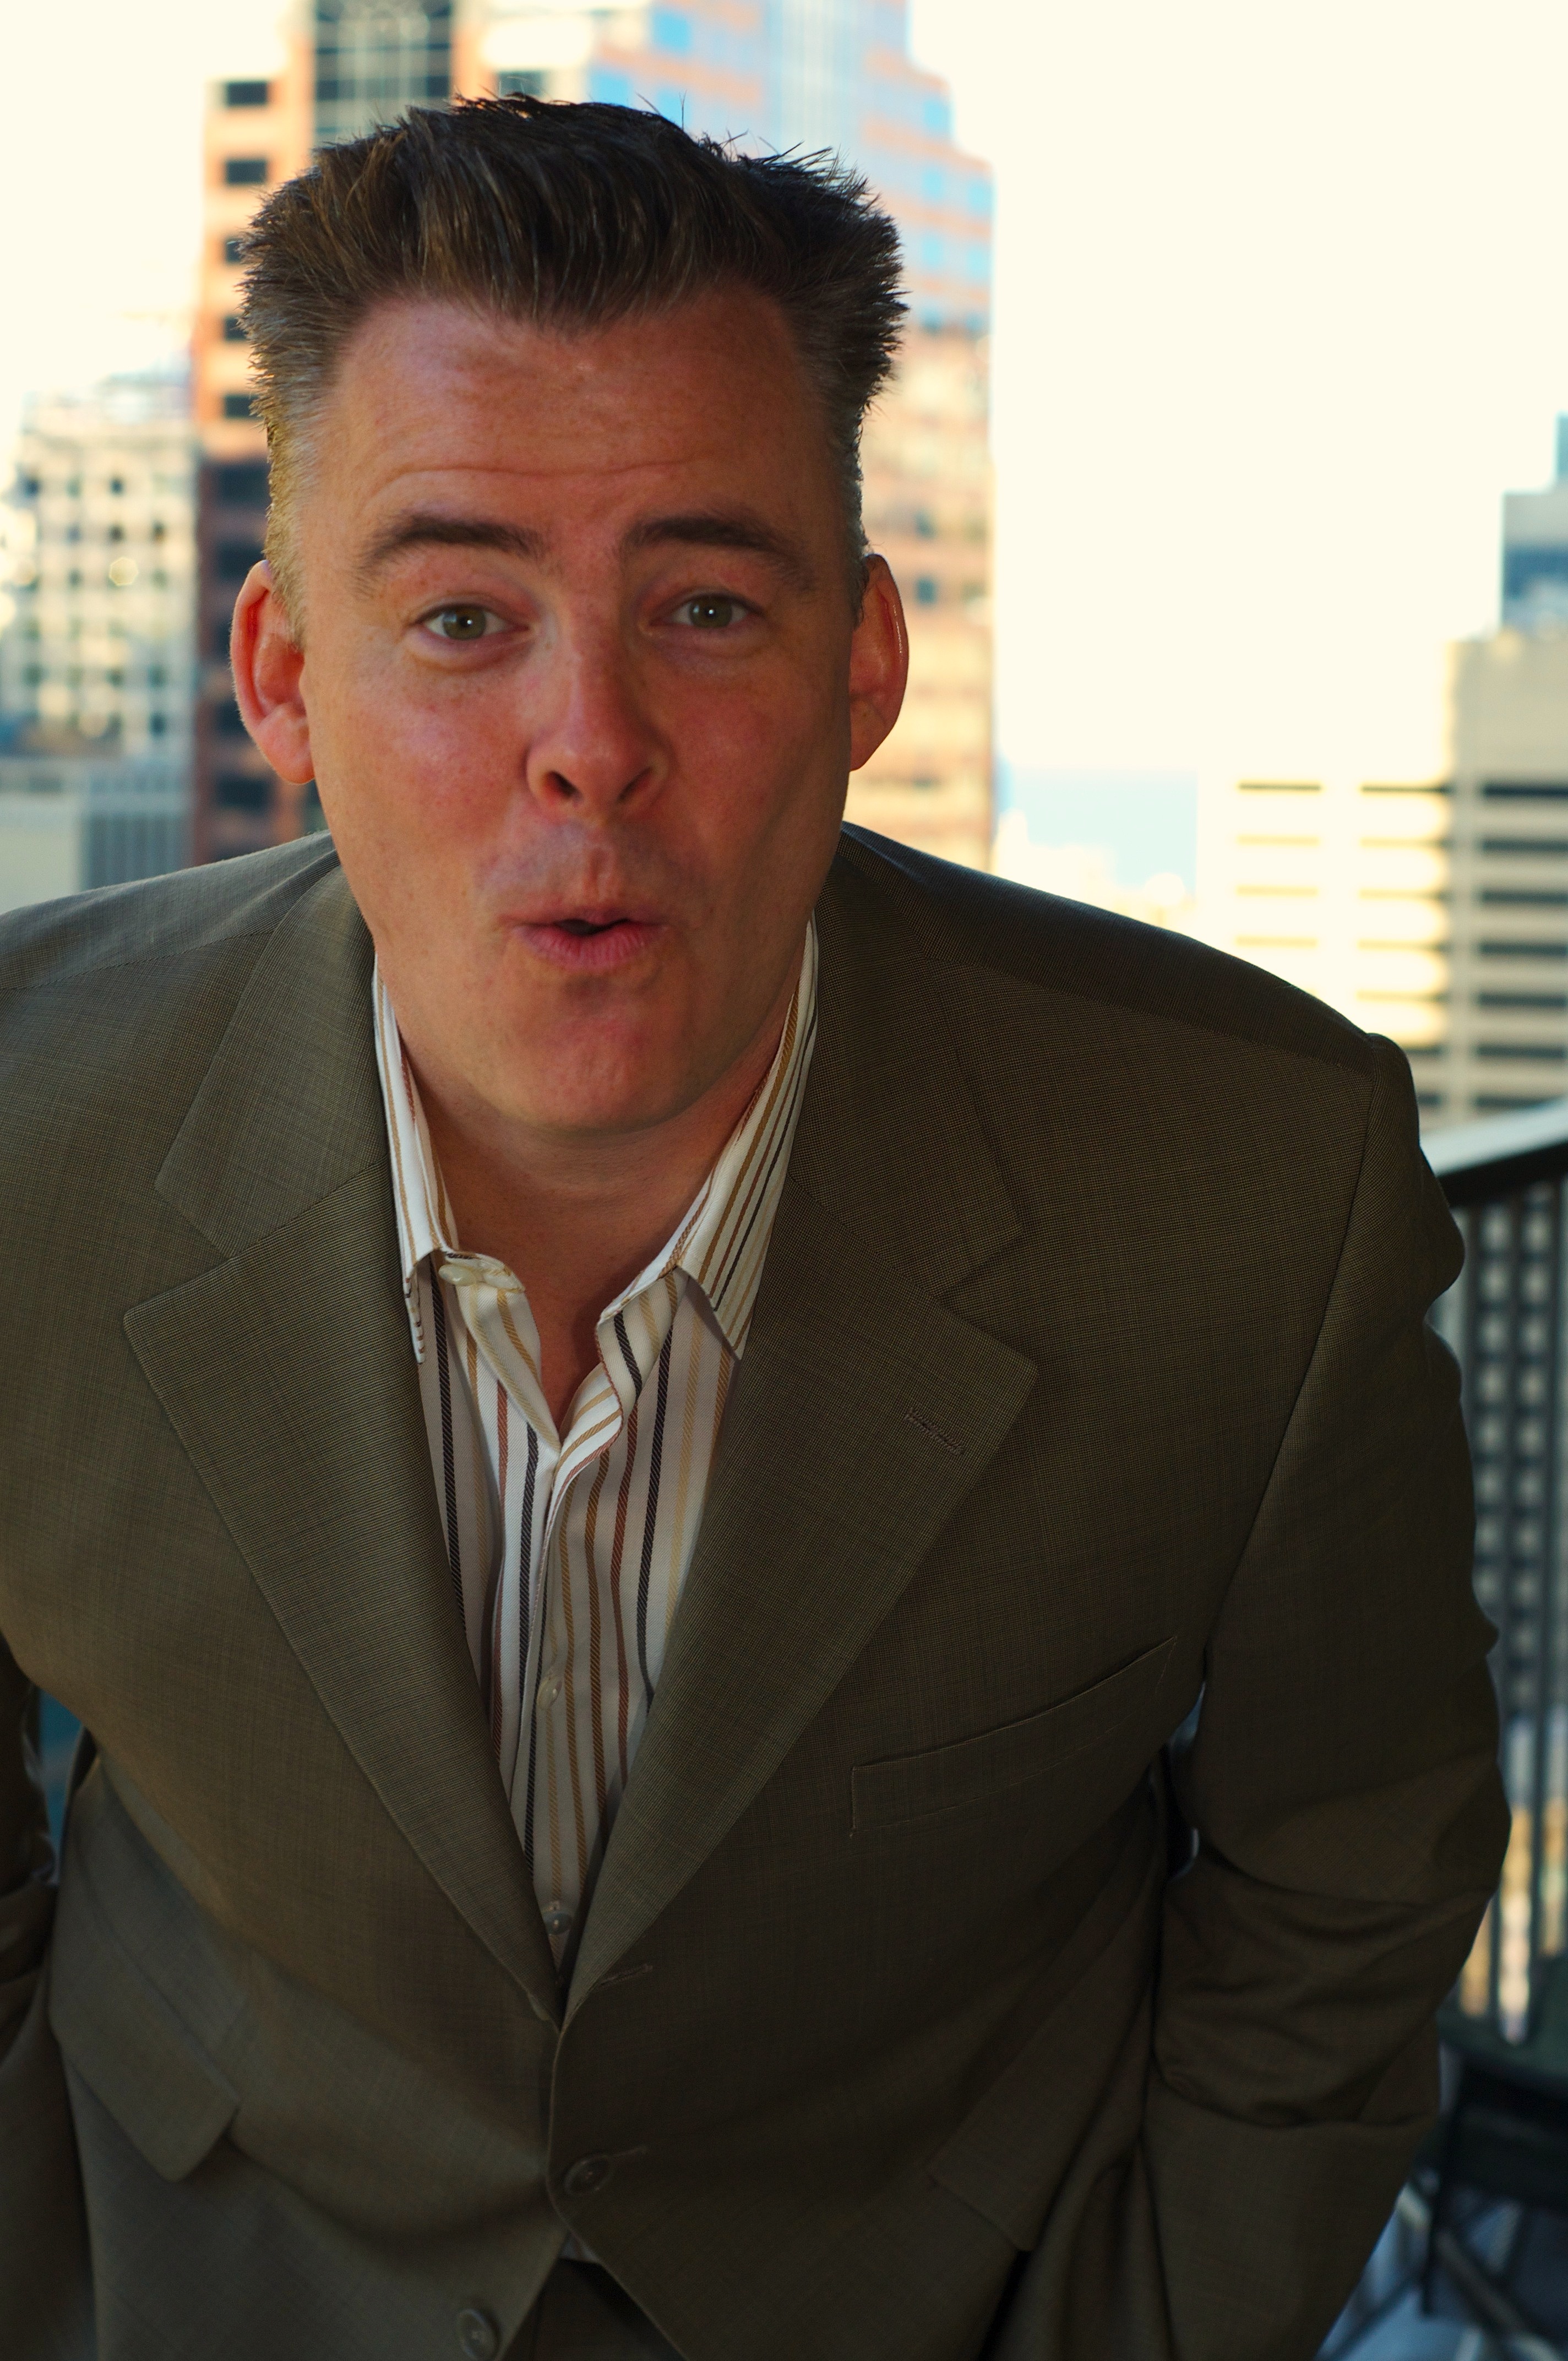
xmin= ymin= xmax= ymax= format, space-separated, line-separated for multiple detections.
xmin=236 ymin=289 xmax=906 ymax=1140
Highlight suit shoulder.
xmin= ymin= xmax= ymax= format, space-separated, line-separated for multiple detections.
xmin=0 ymin=836 xmax=340 ymax=999
xmin=834 ymin=824 xmax=1374 ymax=1078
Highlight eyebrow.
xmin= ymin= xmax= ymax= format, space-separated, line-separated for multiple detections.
xmin=355 ymin=513 xmax=550 ymax=584
xmin=353 ymin=504 xmax=815 ymax=593
xmin=620 ymin=510 xmax=815 ymax=591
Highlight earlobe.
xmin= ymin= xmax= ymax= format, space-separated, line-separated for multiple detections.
xmin=847 ymin=554 xmax=910 ymax=771
xmin=231 ymin=561 xmax=316 ymax=786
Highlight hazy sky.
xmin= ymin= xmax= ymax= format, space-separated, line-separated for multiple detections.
xmin=7 ymin=2 xmax=1568 ymax=782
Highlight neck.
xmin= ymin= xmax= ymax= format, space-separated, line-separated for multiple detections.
xmin=405 ymin=944 xmax=804 ymax=1429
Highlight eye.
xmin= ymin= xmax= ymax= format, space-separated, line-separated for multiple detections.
xmin=422 ymin=603 xmax=500 ymax=641
xmin=674 ymin=594 xmax=748 ymax=630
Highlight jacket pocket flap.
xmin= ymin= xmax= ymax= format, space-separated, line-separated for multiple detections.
xmin=48 ymin=1846 xmax=238 ymax=2182
xmin=852 ymin=1635 xmax=1177 ymax=1832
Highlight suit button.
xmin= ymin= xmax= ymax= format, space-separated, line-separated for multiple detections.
xmin=455 ymin=2304 xmax=500 ymax=2359
xmin=562 ymin=2152 xmax=613 ymax=2197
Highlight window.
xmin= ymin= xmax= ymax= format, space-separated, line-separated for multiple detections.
xmin=223 ymin=235 xmax=246 ymax=266
xmin=222 ymin=315 xmax=248 ymax=344
xmin=1483 ymin=781 xmax=1568 ymax=800
xmin=224 ymin=79 xmax=270 ymax=107
xmin=1477 ymin=991 xmax=1568 ymax=1009
xmin=214 ymin=697 xmax=249 ymax=738
xmin=224 ymin=156 xmax=269 ymax=187
xmin=216 ymin=539 xmax=262 ymax=582
xmin=1481 ymin=838 xmax=1568 ymax=855
xmin=1479 ymin=940 xmax=1568 ymax=958
xmin=1478 ymin=888 xmax=1568 ymax=906
xmin=651 ymin=8 xmax=693 ymax=53
xmin=914 ymin=577 xmax=938 ymax=604
xmin=149 ymin=712 xmax=167 ymax=736
xmin=589 ymin=67 xmax=634 ymax=106
xmin=215 ymin=773 xmax=271 ymax=813
xmin=108 ymin=476 xmax=123 ymax=496
xmin=222 ymin=394 xmax=255 ymax=421
xmin=215 ymin=461 xmax=268 ymax=503
xmin=1475 ymin=1042 xmax=1568 ymax=1060
xmin=151 ymin=521 xmax=166 ymax=542
xmin=148 ymin=666 xmax=166 ymax=688
xmin=497 ymin=69 xmax=546 ymax=98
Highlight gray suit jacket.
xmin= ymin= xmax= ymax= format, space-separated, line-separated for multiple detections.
xmin=0 ymin=826 xmax=1507 ymax=2360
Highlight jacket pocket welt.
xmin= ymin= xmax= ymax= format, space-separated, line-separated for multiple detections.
xmin=851 ymin=1635 xmax=1177 ymax=1834
xmin=48 ymin=1837 xmax=238 ymax=2182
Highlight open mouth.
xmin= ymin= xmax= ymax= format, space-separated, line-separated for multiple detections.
xmin=515 ymin=914 xmax=666 ymax=971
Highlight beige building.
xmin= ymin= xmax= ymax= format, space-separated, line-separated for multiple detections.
xmin=0 ymin=377 xmax=198 ymax=763
xmin=1440 ymin=631 xmax=1568 ymax=1123
xmin=1198 ymin=767 xmax=1451 ymax=1112
xmin=1195 ymin=633 xmax=1568 ymax=1128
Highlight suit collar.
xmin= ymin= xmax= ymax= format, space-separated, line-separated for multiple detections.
xmin=135 ymin=862 xmax=562 ymax=2022
xmin=568 ymin=839 xmax=1036 ymax=2001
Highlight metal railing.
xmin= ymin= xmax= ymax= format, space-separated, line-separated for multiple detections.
xmin=1428 ymin=1098 xmax=1568 ymax=2041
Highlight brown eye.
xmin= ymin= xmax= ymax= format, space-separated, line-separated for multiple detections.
xmin=678 ymin=595 xmax=743 ymax=629
xmin=429 ymin=605 xmax=493 ymax=640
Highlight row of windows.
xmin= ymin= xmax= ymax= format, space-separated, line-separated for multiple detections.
xmin=14 ymin=565 xmax=173 ymax=590
xmin=17 ymin=475 xmax=187 ymax=501
xmin=25 ymin=520 xmax=173 ymax=544
xmin=13 ymin=665 xmax=173 ymax=688
xmin=10 ymin=703 xmax=175 ymax=736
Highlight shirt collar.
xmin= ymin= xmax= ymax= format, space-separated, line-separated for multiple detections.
xmin=372 ymin=921 xmax=818 ymax=1364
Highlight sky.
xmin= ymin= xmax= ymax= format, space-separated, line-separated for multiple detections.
xmin=7 ymin=2 xmax=1568 ymax=791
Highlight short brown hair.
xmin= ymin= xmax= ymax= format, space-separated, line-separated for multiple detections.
xmin=239 ymin=96 xmax=906 ymax=622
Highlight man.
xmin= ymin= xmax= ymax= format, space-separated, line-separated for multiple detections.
xmin=0 ymin=97 xmax=1506 ymax=2361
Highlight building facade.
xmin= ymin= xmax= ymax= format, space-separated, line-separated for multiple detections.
xmin=0 ymin=374 xmax=197 ymax=765
xmin=194 ymin=0 xmax=994 ymax=867
xmin=0 ymin=755 xmax=188 ymax=914
xmin=1503 ymin=418 xmax=1568 ymax=634
xmin=1440 ymin=632 xmax=1568 ymax=1123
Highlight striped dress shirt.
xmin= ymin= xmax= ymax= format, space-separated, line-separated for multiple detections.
xmin=372 ymin=925 xmax=817 ymax=1966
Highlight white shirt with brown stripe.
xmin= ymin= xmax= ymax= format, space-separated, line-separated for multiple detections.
xmin=372 ymin=923 xmax=818 ymax=1969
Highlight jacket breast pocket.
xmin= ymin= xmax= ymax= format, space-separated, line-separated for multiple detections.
xmin=851 ymin=1635 xmax=1177 ymax=1834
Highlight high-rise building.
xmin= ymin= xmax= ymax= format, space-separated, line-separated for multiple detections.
xmin=0 ymin=372 xmax=197 ymax=765
xmin=1197 ymin=766 xmax=1453 ymax=1114
xmin=192 ymin=69 xmax=311 ymax=860
xmin=1436 ymin=631 xmax=1568 ymax=1123
xmin=194 ymin=0 xmax=993 ymax=868
xmin=1502 ymin=420 xmax=1568 ymax=634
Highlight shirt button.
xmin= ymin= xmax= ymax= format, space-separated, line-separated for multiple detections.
xmin=537 ymin=1674 xmax=562 ymax=1708
xmin=543 ymin=1900 xmax=573 ymax=1939
xmin=455 ymin=2304 xmax=500 ymax=2360
xmin=562 ymin=2152 xmax=613 ymax=2198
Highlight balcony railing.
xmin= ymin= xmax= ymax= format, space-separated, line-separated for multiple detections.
xmin=1427 ymin=1097 xmax=1568 ymax=2043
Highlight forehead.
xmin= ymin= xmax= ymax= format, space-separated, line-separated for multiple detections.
xmin=308 ymin=288 xmax=830 ymax=521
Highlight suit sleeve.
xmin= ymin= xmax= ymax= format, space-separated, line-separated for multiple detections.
xmin=1145 ymin=1037 xmax=1510 ymax=2359
xmin=0 ymin=1637 xmax=53 ymax=2064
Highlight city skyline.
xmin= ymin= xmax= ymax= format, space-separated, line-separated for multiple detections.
xmin=15 ymin=2 xmax=1568 ymax=798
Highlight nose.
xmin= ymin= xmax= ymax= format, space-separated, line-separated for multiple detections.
xmin=522 ymin=616 xmax=662 ymax=819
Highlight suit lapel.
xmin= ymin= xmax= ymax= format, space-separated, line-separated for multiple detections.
xmin=126 ymin=866 xmax=559 ymax=2023
xmin=569 ymin=848 xmax=1036 ymax=2003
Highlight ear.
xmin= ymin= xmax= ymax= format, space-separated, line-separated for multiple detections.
xmin=230 ymin=561 xmax=315 ymax=785
xmin=847 ymin=554 xmax=909 ymax=770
